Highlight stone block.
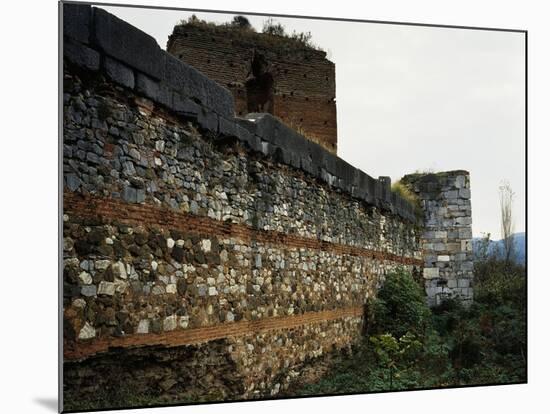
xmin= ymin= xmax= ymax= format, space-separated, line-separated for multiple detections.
xmin=307 ymin=141 xmax=325 ymax=172
xmin=447 ymin=242 xmax=462 ymax=253
xmin=334 ymin=159 xmax=357 ymax=187
xmin=455 ymin=175 xmax=466 ymax=188
xmin=122 ymin=186 xmax=138 ymax=203
xmin=457 ymin=278 xmax=471 ymax=288
xmin=64 ymin=39 xmax=100 ymax=71
xmin=205 ymin=79 xmax=235 ymax=117
xmin=459 ymin=188 xmax=471 ymax=199
xmin=63 ymin=3 xmax=91 ymax=44
xmin=164 ymin=53 xmax=234 ymax=117
xmin=321 ymin=150 xmax=339 ymax=176
xmin=172 ymin=92 xmax=200 ymax=118
xmin=423 ymin=267 xmax=440 ymax=279
xmin=196 ymin=107 xmax=218 ymax=132
xmin=461 ymin=261 xmax=474 ymax=271
xmin=104 ymin=57 xmax=135 ymax=89
xmin=461 ymin=240 xmax=472 ymax=252
xmin=458 ymin=228 xmax=472 ymax=239
xmin=437 ymin=255 xmax=450 ymax=262
xmin=93 ymin=8 xmax=165 ymax=79
xmin=447 ymin=279 xmax=458 ymax=288
xmin=135 ymin=73 xmax=159 ymax=100
xmin=135 ymin=74 xmax=172 ymax=107
xmin=455 ymin=216 xmax=472 ymax=225
xmin=218 ymin=117 xmax=253 ymax=144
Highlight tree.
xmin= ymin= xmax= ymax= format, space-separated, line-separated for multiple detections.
xmin=499 ymin=181 xmax=515 ymax=266
xmin=231 ymin=15 xmax=252 ymax=29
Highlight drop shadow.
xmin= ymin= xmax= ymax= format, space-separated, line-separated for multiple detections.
xmin=34 ymin=397 xmax=58 ymax=412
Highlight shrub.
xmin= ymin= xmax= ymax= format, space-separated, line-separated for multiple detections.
xmin=371 ymin=269 xmax=431 ymax=338
xmin=262 ymin=18 xmax=286 ymax=37
xmin=231 ymin=15 xmax=252 ymax=29
xmin=391 ymin=181 xmax=422 ymax=216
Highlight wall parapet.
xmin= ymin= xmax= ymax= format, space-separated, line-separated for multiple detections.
xmin=63 ymin=4 xmax=418 ymax=224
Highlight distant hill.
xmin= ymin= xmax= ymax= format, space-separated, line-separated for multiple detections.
xmin=472 ymin=232 xmax=525 ymax=264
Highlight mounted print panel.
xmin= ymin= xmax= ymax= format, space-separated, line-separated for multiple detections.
xmin=60 ymin=2 xmax=526 ymax=412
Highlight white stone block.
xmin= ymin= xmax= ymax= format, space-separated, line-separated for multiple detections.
xmin=423 ymin=267 xmax=440 ymax=279
xmin=137 ymin=319 xmax=149 ymax=334
xmin=98 ymin=281 xmax=115 ymax=296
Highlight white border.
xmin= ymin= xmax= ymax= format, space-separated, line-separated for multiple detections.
xmin=2 ymin=0 xmax=546 ymax=413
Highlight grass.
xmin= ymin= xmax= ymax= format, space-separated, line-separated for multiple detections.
xmin=174 ymin=15 xmax=325 ymax=53
xmin=391 ymin=181 xmax=422 ymax=216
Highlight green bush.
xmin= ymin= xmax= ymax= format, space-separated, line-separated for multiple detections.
xmin=370 ymin=268 xmax=431 ymax=338
xmin=289 ymin=263 xmax=526 ymax=397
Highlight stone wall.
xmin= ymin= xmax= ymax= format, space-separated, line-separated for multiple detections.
xmin=401 ymin=171 xmax=474 ymax=306
xmin=167 ymin=22 xmax=338 ymax=153
xmin=61 ymin=4 xmax=423 ymax=409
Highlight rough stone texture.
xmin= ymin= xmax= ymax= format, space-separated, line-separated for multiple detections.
xmin=63 ymin=3 xmax=91 ymax=44
xmin=103 ymin=57 xmax=135 ymax=89
xmin=93 ymin=8 xmax=166 ymax=80
xmin=62 ymin=59 xmax=421 ymax=405
xmin=401 ymin=171 xmax=474 ymax=306
xmin=63 ymin=38 xmax=100 ymax=72
xmin=167 ymin=23 xmax=338 ymax=153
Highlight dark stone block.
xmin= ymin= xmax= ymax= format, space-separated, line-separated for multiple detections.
xmin=234 ymin=118 xmax=256 ymax=133
xmin=93 ymin=8 xmax=165 ymax=80
xmin=104 ymin=57 xmax=134 ymax=89
xmin=122 ymin=186 xmax=137 ymax=203
xmin=300 ymin=157 xmax=316 ymax=176
xmin=164 ymin=54 xmax=206 ymax=104
xmin=218 ymin=117 xmax=253 ymax=144
xmin=247 ymin=135 xmax=264 ymax=153
xmin=270 ymin=115 xmax=309 ymax=152
xmin=356 ymin=172 xmax=377 ymax=204
xmin=205 ymin=80 xmax=234 ymax=118
xmin=135 ymin=74 xmax=172 ymax=107
xmin=64 ymin=39 xmax=100 ymax=71
xmin=307 ymin=141 xmax=325 ymax=174
xmin=196 ymin=107 xmax=218 ymax=132
xmin=65 ymin=173 xmax=81 ymax=192
xmin=334 ymin=158 xmax=357 ymax=185
xmin=321 ymin=151 xmax=339 ymax=176
xmin=63 ymin=3 xmax=91 ymax=44
xmin=172 ymin=92 xmax=200 ymax=118
xmin=244 ymin=113 xmax=310 ymax=164
xmin=164 ymin=53 xmax=234 ymax=117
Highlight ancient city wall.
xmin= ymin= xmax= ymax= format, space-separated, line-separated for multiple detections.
xmin=62 ymin=5 xmax=422 ymax=406
xmin=61 ymin=5 xmax=474 ymax=409
xmin=167 ymin=22 xmax=338 ymax=153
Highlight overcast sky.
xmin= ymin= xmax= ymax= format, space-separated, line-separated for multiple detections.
xmin=102 ymin=5 xmax=525 ymax=239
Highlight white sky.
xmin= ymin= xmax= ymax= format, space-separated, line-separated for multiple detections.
xmin=102 ymin=5 xmax=526 ymax=239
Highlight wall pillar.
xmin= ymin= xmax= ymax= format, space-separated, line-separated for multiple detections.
xmin=402 ymin=171 xmax=474 ymax=306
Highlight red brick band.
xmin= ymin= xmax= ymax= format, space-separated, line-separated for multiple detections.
xmin=63 ymin=192 xmax=423 ymax=266
xmin=64 ymin=306 xmax=364 ymax=361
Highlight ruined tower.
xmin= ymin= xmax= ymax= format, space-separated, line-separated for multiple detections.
xmin=402 ymin=171 xmax=474 ymax=306
xmin=167 ymin=19 xmax=338 ymax=153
